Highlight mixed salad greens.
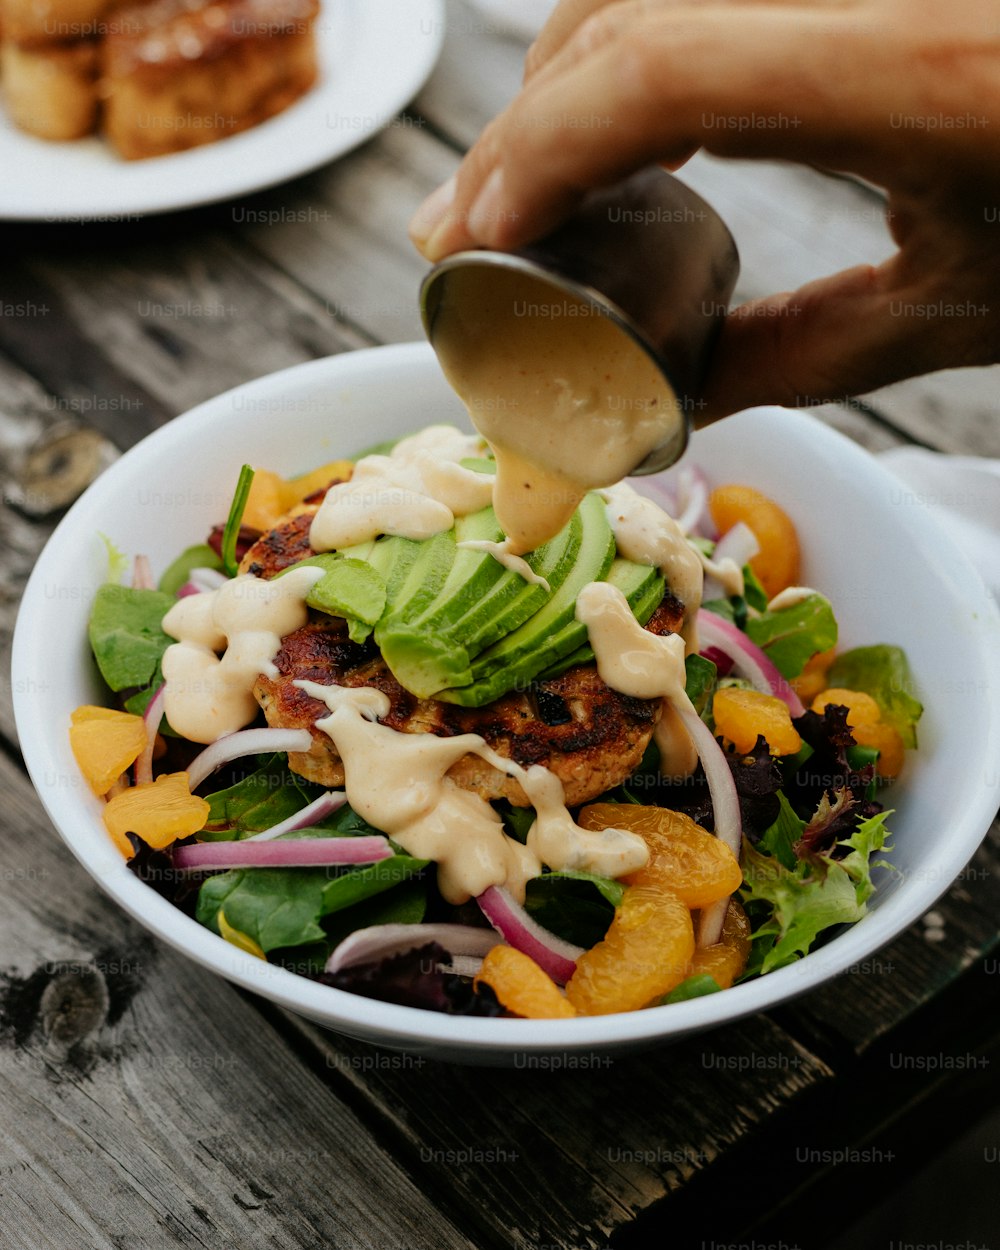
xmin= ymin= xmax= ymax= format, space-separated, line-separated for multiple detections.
xmin=71 ymin=435 xmax=923 ymax=1018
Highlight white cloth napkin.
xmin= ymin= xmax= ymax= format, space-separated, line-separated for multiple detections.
xmin=877 ymin=447 xmax=1000 ymax=601
xmin=462 ymin=0 xmax=557 ymax=42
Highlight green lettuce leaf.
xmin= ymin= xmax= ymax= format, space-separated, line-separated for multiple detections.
xmin=684 ymin=653 xmax=717 ymax=715
xmin=758 ymin=791 xmax=805 ymax=870
xmin=740 ymin=810 xmax=894 ymax=975
xmin=664 ymin=974 xmax=722 ymax=1004
xmin=99 ymin=533 xmax=129 ymax=585
xmin=745 ymin=593 xmax=838 ymax=678
xmin=742 ymin=566 xmax=768 ymax=612
xmin=158 ymin=544 xmax=224 ymax=596
xmin=524 ymin=870 xmax=624 ymax=948
xmin=88 ymin=583 xmax=176 ymax=692
xmin=827 ymin=644 xmax=923 ymax=748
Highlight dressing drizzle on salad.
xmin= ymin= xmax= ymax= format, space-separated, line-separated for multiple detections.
xmin=296 ymin=678 xmax=648 ymax=903
xmin=161 ymin=567 xmax=323 ymax=743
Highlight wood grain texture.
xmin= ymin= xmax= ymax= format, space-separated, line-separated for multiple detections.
xmin=0 ymin=748 xmax=476 ymax=1250
xmin=278 ymin=1008 xmax=830 ymax=1250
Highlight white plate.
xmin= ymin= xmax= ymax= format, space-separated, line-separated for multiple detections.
xmin=12 ymin=343 xmax=1000 ymax=1062
xmin=0 ymin=0 xmax=444 ymax=221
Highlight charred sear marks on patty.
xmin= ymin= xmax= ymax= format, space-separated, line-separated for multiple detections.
xmin=253 ymin=592 xmax=685 ymax=807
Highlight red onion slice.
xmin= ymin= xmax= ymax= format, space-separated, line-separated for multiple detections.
xmin=243 ymin=790 xmax=348 ymax=842
xmin=173 ymin=835 xmax=391 ymax=872
xmin=178 ymin=567 xmax=229 ymax=597
xmin=325 ymin=923 xmax=503 ymax=975
xmin=675 ymin=465 xmax=714 ymax=537
xmin=630 ymin=475 xmax=677 ymax=516
xmin=672 ymin=695 xmax=742 ymax=946
xmin=477 ymin=885 xmax=583 ymax=985
xmin=132 ymin=554 xmax=154 ymax=590
xmin=697 ymin=609 xmax=805 ymax=717
xmin=187 ymin=728 xmax=313 ymax=791
xmin=135 ymin=684 xmax=166 ymax=786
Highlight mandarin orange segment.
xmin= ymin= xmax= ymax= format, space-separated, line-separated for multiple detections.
xmin=566 ymin=886 xmax=695 ymax=1015
xmin=712 ymin=687 xmax=803 ymax=756
xmin=578 ymin=804 xmax=742 ymax=909
xmin=811 ymin=688 xmax=881 ymax=727
xmin=688 ymin=899 xmax=751 ymax=989
xmin=475 ymin=945 xmax=576 ymax=1019
xmin=69 ymin=705 xmax=148 ymax=796
xmin=103 ymin=771 xmax=210 ymax=852
xmin=708 ymin=483 xmax=800 ymax=598
xmin=242 ymin=469 xmax=290 ymax=532
xmin=286 ymin=458 xmax=354 ymax=503
xmin=790 ymin=646 xmax=837 ymax=703
xmin=811 ymin=688 xmax=904 ymax=777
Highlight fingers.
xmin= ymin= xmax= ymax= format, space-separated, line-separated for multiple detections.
xmin=524 ymin=0 xmax=622 ymax=82
xmin=523 ymin=0 xmax=854 ymax=83
xmin=411 ymin=7 xmax=894 ymax=259
xmin=699 ymin=253 xmax=999 ymax=418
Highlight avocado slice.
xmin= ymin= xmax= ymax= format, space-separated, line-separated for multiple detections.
xmin=454 ymin=508 xmax=583 ymax=657
xmin=438 ymin=491 xmax=615 ymax=707
xmin=377 ymin=507 xmax=510 ymax=696
xmin=342 ymin=535 xmax=422 ymax=644
xmin=534 ymin=558 xmax=666 ymax=680
xmin=306 ymin=558 xmax=387 ymax=625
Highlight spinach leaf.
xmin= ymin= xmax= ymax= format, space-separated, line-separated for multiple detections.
xmin=201 ymin=754 xmax=325 ymax=838
xmin=524 ymin=870 xmax=624 ymax=948
xmin=828 ymin=644 xmax=923 ymax=748
xmin=195 ymin=853 xmax=428 ymax=952
xmin=746 ymin=593 xmax=838 ymax=678
xmin=322 ymin=855 xmax=429 ymax=914
xmin=88 ymin=583 xmax=175 ymax=691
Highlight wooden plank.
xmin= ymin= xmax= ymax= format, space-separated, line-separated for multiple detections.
xmin=234 ymin=123 xmax=459 ymax=345
xmin=275 ymin=1009 xmax=830 ymax=1250
xmin=22 ymin=231 xmax=365 ymax=423
xmin=0 ymin=749 xmax=476 ymax=1250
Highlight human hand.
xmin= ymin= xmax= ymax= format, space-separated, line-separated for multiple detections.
xmin=409 ymin=0 xmax=1000 ymax=417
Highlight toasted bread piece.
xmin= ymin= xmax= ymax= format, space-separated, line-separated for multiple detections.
xmin=101 ymin=0 xmax=318 ymax=160
xmin=0 ymin=0 xmax=121 ymax=45
xmin=2 ymin=37 xmax=99 ymax=139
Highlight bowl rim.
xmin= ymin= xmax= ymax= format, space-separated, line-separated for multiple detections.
xmin=12 ymin=341 xmax=1000 ymax=1054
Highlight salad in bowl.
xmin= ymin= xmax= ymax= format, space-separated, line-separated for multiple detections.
xmin=66 ymin=414 xmax=922 ymax=1021
xmin=13 ymin=344 xmax=998 ymax=1058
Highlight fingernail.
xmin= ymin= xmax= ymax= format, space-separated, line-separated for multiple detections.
xmin=466 ymin=168 xmax=506 ymax=244
xmin=408 ymin=175 xmax=456 ymax=247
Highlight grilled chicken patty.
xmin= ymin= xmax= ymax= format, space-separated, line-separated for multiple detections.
xmin=243 ymin=505 xmax=685 ymax=806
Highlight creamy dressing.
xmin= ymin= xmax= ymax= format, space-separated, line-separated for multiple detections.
xmin=576 ymin=580 xmax=700 ymax=782
xmin=767 ymin=585 xmax=819 ymax=612
xmin=429 ymin=265 xmax=684 ymax=556
xmin=456 ymin=538 xmax=552 ymax=592
xmin=601 ymin=481 xmax=704 ymax=650
xmin=309 ymin=424 xmax=493 ymax=551
xmin=161 ymin=567 xmax=323 ymax=743
xmin=297 ymin=678 xmax=648 ymax=903
xmin=699 ymin=551 xmax=745 ymax=599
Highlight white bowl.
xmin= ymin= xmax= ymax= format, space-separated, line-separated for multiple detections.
xmin=13 ymin=343 xmax=1000 ymax=1062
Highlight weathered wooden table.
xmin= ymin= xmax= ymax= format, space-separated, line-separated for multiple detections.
xmin=2 ymin=5 xmax=999 ymax=1247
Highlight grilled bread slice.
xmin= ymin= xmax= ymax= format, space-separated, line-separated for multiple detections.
xmin=101 ymin=0 xmax=318 ymax=159
xmin=1 ymin=36 xmax=99 ymax=139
